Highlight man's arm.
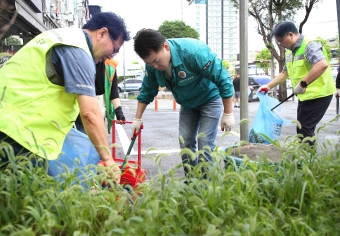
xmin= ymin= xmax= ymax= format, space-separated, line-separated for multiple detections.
xmin=266 ymin=70 xmax=289 ymax=89
xmin=222 ymin=97 xmax=233 ymax=114
xmin=111 ymin=98 xmax=121 ymax=109
xmin=302 ymin=59 xmax=328 ymax=85
xmin=77 ymin=94 xmax=116 ymax=166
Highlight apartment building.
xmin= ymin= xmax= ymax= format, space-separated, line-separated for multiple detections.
xmin=186 ymin=0 xmax=238 ymax=61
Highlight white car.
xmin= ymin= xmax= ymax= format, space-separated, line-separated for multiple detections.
xmin=118 ymin=78 xmax=143 ymax=93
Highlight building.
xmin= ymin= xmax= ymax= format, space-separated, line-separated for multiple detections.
xmin=186 ymin=0 xmax=238 ymax=62
xmin=1 ymin=0 xmax=90 ymax=53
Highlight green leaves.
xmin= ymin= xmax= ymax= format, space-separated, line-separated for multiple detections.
xmin=158 ymin=20 xmax=200 ymax=39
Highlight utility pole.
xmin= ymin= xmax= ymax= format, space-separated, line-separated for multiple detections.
xmin=336 ymin=0 xmax=340 ymax=114
xmin=239 ymin=0 xmax=248 ymax=141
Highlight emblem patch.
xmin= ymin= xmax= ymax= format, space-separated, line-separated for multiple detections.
xmin=178 ymin=71 xmax=186 ymax=78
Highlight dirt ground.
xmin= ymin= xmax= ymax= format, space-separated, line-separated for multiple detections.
xmin=225 ymin=143 xmax=285 ymax=163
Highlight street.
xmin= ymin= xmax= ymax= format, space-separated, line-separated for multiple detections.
xmin=111 ymin=92 xmax=340 ymax=180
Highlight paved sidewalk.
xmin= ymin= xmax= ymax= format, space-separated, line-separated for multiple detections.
xmin=115 ymin=92 xmax=339 ymax=179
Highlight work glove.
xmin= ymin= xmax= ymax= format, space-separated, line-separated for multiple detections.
xmin=114 ymin=106 xmax=125 ymax=123
xmin=220 ymin=112 xmax=235 ymax=132
xmin=131 ymin=118 xmax=142 ymax=138
xmin=294 ymin=82 xmax=306 ymax=94
xmin=258 ymin=85 xmax=270 ymax=93
xmin=98 ymin=159 xmax=121 ymax=184
xmin=335 ymin=89 xmax=340 ymax=98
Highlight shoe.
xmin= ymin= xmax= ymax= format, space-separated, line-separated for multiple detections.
xmin=237 ymin=106 xmax=240 ymax=108
xmin=234 ymin=105 xmax=237 ymax=108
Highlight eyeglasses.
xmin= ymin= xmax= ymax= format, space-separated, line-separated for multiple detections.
xmin=109 ymin=35 xmax=120 ymax=55
xmin=275 ymin=33 xmax=289 ymax=45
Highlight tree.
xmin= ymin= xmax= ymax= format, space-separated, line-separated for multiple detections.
xmin=314 ymin=37 xmax=332 ymax=61
xmin=222 ymin=60 xmax=230 ymax=71
xmin=2 ymin=36 xmax=21 ymax=45
xmin=0 ymin=2 xmax=18 ymax=40
xmin=231 ymin=0 xmax=323 ymax=100
xmin=255 ymin=48 xmax=272 ymax=75
xmin=158 ymin=20 xmax=199 ymax=39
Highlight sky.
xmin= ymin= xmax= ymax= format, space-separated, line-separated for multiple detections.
xmin=89 ymin=0 xmax=338 ymax=72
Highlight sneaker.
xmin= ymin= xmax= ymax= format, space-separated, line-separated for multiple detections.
xmin=237 ymin=106 xmax=240 ymax=108
xmin=234 ymin=105 xmax=237 ymax=108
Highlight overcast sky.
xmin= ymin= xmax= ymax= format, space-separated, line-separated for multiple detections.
xmin=89 ymin=0 xmax=338 ymax=70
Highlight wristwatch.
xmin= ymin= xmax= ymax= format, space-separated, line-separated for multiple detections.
xmin=300 ymin=80 xmax=308 ymax=88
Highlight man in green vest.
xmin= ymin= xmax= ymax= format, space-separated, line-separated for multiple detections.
xmin=0 ymin=12 xmax=130 ymax=183
xmin=258 ymin=21 xmax=336 ymax=146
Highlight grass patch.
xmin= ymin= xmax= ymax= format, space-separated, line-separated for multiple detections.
xmin=1 ymin=120 xmax=340 ymax=235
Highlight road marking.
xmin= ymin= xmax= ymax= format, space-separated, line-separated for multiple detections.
xmin=115 ymin=126 xmax=229 ymax=156
xmin=115 ymin=124 xmax=181 ymax=155
xmin=115 ymin=124 xmax=134 ymax=154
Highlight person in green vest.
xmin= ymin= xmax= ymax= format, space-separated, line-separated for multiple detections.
xmin=258 ymin=21 xmax=336 ymax=146
xmin=74 ymin=59 xmax=125 ymax=134
xmin=0 ymin=12 xmax=130 ymax=183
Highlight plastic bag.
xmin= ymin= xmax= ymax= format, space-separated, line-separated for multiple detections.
xmin=48 ymin=128 xmax=100 ymax=187
xmin=248 ymin=92 xmax=291 ymax=144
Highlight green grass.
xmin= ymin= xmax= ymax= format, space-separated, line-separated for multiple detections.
xmin=0 ymin=119 xmax=340 ymax=235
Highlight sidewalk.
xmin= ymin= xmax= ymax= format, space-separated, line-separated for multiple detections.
xmin=119 ymin=93 xmax=340 ymax=146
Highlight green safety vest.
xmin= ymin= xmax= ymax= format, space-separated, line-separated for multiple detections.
xmin=0 ymin=28 xmax=93 ymax=160
xmin=103 ymin=59 xmax=118 ymax=133
xmin=285 ymin=38 xmax=335 ymax=101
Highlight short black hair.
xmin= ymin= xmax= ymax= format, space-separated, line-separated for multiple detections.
xmin=82 ymin=12 xmax=131 ymax=41
xmin=271 ymin=21 xmax=298 ymax=38
xmin=133 ymin=29 xmax=166 ymax=59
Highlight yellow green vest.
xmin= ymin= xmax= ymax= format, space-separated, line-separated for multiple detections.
xmin=286 ymin=38 xmax=335 ymax=101
xmin=0 ymin=28 xmax=93 ymax=160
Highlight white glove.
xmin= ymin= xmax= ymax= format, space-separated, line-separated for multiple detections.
xmin=131 ymin=118 xmax=142 ymax=138
xmin=220 ymin=112 xmax=235 ymax=131
xmin=294 ymin=82 xmax=306 ymax=94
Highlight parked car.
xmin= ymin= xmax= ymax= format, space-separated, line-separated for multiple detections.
xmin=118 ymin=78 xmax=143 ymax=93
xmin=248 ymin=75 xmax=271 ymax=102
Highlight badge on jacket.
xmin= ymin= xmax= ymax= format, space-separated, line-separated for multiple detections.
xmin=178 ymin=71 xmax=186 ymax=78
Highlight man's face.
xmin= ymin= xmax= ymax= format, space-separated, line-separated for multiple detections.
xmin=275 ymin=32 xmax=295 ymax=49
xmin=143 ymin=42 xmax=171 ymax=71
xmin=93 ymin=28 xmax=124 ymax=63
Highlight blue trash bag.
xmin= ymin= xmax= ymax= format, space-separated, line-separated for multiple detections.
xmin=48 ymin=128 xmax=100 ymax=187
xmin=248 ymin=92 xmax=291 ymax=144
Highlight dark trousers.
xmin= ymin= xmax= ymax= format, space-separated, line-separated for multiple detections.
xmin=0 ymin=131 xmax=31 ymax=158
xmin=0 ymin=131 xmax=43 ymax=170
xmin=297 ymin=95 xmax=333 ymax=145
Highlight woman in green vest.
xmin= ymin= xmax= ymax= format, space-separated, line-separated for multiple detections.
xmin=258 ymin=21 xmax=336 ymax=146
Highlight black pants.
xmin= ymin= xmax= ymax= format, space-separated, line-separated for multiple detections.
xmin=297 ymin=95 xmax=333 ymax=145
xmin=0 ymin=131 xmax=31 ymax=159
xmin=0 ymin=132 xmax=45 ymax=170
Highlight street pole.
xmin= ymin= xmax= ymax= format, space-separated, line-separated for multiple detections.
xmin=336 ymin=0 xmax=340 ymax=114
xmin=271 ymin=55 xmax=277 ymax=99
xmin=123 ymin=45 xmax=127 ymax=98
xmin=239 ymin=0 xmax=249 ymax=141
